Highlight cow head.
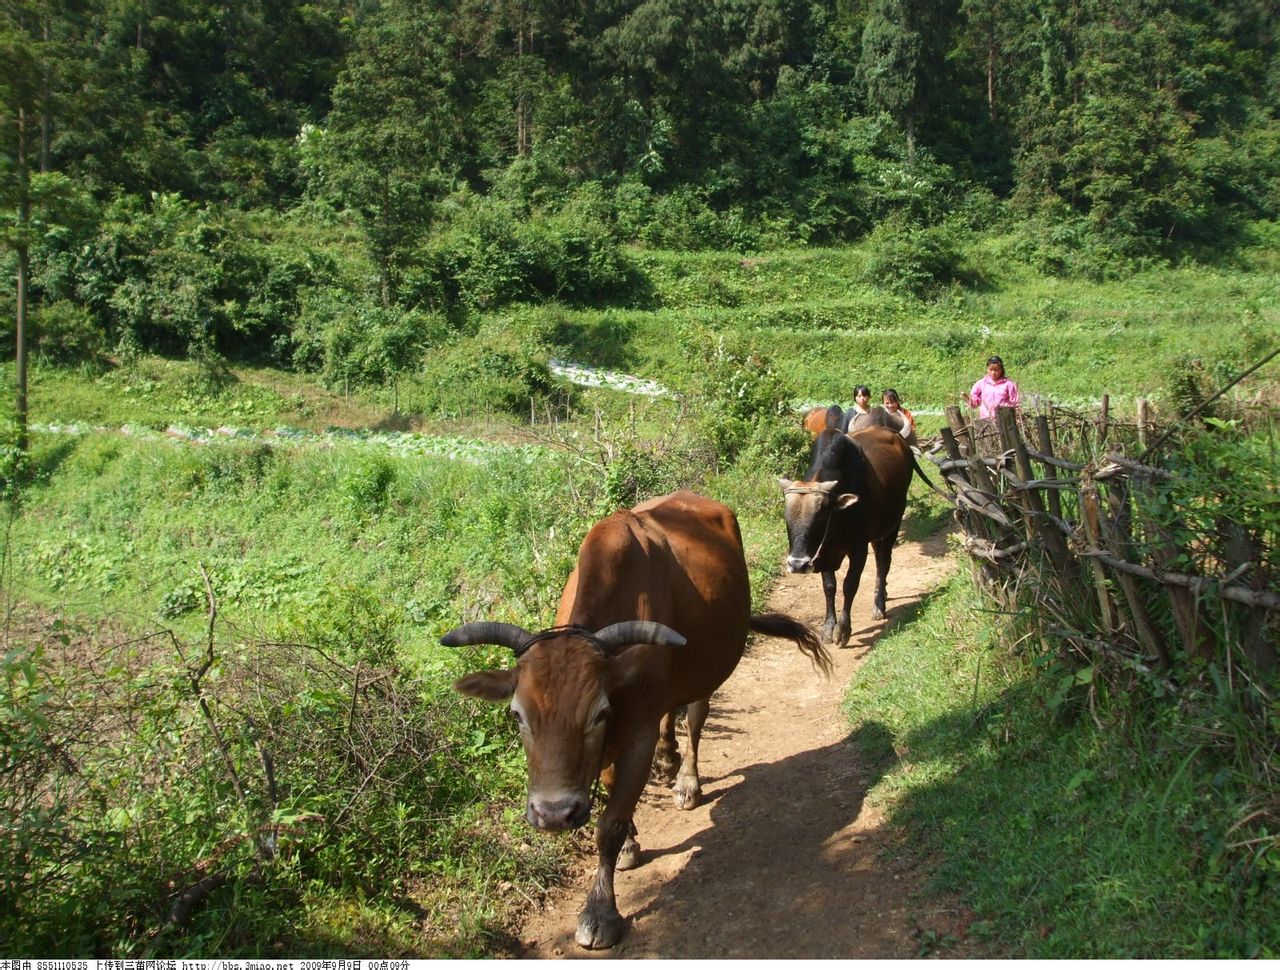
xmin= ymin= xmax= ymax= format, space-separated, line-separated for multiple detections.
xmin=777 ymin=478 xmax=859 ymax=573
xmin=443 ymin=620 xmax=686 ymax=831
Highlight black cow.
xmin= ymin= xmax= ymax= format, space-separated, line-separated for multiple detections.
xmin=778 ymin=427 xmax=919 ymax=647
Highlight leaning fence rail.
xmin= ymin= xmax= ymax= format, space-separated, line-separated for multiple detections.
xmin=928 ymin=400 xmax=1277 ymax=682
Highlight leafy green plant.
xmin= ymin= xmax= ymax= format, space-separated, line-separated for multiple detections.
xmin=861 ymin=219 xmax=965 ymax=297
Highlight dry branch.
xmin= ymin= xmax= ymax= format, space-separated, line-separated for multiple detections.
xmin=963 ymin=537 xmax=1029 ymax=561
xmin=1080 ymin=547 xmax=1280 ymax=610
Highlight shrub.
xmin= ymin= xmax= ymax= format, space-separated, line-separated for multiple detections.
xmin=413 ymin=189 xmax=636 ymax=310
xmin=30 ymin=301 xmax=107 ymax=369
xmin=68 ymin=195 xmax=332 ymax=363
xmin=861 ymin=219 xmax=966 ymax=297
xmin=672 ymin=330 xmax=808 ymax=472
xmin=293 ymin=291 xmax=449 ymax=391
xmin=413 ymin=315 xmax=574 ymax=419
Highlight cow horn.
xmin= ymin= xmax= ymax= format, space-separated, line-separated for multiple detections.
xmin=440 ymin=622 xmax=533 ymax=653
xmin=593 ymin=621 xmax=687 ymax=653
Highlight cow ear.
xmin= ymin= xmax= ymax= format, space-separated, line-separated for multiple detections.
xmin=454 ymin=669 xmax=517 ymax=701
xmin=836 ymin=493 xmax=860 ymax=509
xmin=777 ymin=476 xmax=794 ymax=491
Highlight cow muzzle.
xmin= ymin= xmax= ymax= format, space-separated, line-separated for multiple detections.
xmin=527 ymin=793 xmax=591 ymax=831
xmin=786 ymin=555 xmax=816 ymax=573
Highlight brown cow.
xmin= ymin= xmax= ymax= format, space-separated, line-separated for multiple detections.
xmin=443 ymin=490 xmax=828 ymax=949
xmin=778 ymin=427 xmax=922 ymax=647
xmin=803 ymin=404 xmax=844 ymax=438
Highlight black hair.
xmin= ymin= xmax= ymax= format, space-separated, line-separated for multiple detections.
xmin=986 ymin=355 xmax=1004 ymax=366
xmin=854 ymin=384 xmax=871 ymax=397
xmin=882 ymin=388 xmax=901 ymax=405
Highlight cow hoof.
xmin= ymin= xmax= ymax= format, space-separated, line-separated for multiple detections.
xmin=872 ymin=607 xmax=886 ymax=621
xmin=673 ymin=782 xmax=701 ymax=811
xmin=822 ymin=620 xmax=836 ymax=643
xmin=617 ymin=837 xmax=641 ymax=871
xmin=576 ymin=909 xmax=624 ymax=949
xmin=836 ymin=623 xmax=851 ymax=649
xmin=651 ymin=748 xmax=681 ymax=783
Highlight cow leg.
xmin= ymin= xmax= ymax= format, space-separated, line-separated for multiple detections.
xmin=599 ymin=761 xmax=642 ymax=870
xmin=672 ymin=697 xmax=709 ymax=810
xmin=821 ymin=569 xmax=838 ymax=642
xmin=651 ymin=709 xmax=681 ymax=783
xmin=616 ymin=819 xmax=641 ymax=871
xmin=837 ymin=545 xmax=869 ymax=648
xmin=576 ymin=727 xmax=657 ymax=950
xmin=871 ymin=533 xmax=895 ymax=620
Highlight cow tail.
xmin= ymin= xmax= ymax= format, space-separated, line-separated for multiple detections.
xmin=749 ymin=612 xmax=833 ymax=678
xmin=911 ymin=454 xmax=951 ymax=499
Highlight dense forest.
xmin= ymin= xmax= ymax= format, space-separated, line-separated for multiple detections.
xmin=2 ymin=0 xmax=1277 ymax=392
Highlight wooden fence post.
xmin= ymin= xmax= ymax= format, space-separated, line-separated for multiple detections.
xmin=1079 ymin=481 xmax=1123 ymax=638
xmin=1034 ymin=415 xmax=1064 ymax=524
xmin=1095 ymin=476 xmax=1171 ymax=670
xmin=1137 ymin=399 xmax=1151 ymax=450
xmin=945 ymin=405 xmax=975 ymax=457
xmin=998 ymin=407 xmax=1073 ymax=577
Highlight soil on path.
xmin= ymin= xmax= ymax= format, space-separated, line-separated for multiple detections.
xmin=515 ymin=527 xmax=973 ymax=959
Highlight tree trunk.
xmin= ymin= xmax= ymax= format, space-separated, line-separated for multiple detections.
xmin=16 ymin=107 xmax=30 ymax=454
xmin=905 ymin=112 xmax=916 ymax=165
xmin=41 ymin=14 xmax=52 ymax=172
xmin=987 ymin=37 xmax=996 ymax=120
xmin=516 ymin=13 xmax=532 ymax=158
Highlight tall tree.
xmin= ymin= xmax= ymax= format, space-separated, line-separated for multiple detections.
xmin=859 ymin=0 xmax=950 ymax=163
xmin=321 ymin=0 xmax=461 ymax=302
xmin=1 ymin=2 xmax=44 ymax=451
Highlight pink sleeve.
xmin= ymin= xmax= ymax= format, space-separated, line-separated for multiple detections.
xmin=968 ymin=380 xmax=982 ymax=407
xmin=1007 ymin=381 xmax=1020 ymax=408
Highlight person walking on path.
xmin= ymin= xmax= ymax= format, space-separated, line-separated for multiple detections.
xmin=968 ymin=356 xmax=1020 ymax=420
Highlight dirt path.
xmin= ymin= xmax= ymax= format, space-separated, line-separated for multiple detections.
xmin=515 ymin=527 xmax=968 ymax=959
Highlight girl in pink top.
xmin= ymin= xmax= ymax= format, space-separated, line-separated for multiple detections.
xmin=968 ymin=355 xmax=1020 ymax=419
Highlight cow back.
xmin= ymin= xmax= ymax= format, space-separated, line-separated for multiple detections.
xmin=555 ymin=491 xmax=752 ymax=715
xmin=803 ymin=405 xmax=844 ymax=437
xmin=843 ymin=405 xmax=917 ymax=448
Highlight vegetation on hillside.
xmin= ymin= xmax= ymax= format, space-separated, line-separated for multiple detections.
xmin=2 ymin=0 xmax=1278 ymax=400
xmin=1 ymin=0 xmax=1278 ymax=959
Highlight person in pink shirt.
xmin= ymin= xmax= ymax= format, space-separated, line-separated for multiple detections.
xmin=968 ymin=355 xmax=1020 ymax=419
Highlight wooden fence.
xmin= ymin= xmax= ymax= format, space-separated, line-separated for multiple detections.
xmin=927 ymin=401 xmax=1277 ymax=684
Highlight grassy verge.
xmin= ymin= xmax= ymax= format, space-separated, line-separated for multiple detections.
xmin=843 ymin=572 xmax=1279 ymax=958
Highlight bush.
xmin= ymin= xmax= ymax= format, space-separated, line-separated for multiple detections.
xmin=293 ymin=291 xmax=450 ymax=391
xmin=672 ymin=330 xmax=808 ymax=472
xmin=30 ymin=301 xmax=107 ymax=369
xmin=0 ymin=613 xmax=510 ymax=955
xmin=861 ymin=219 xmax=966 ymax=297
xmin=412 ymin=189 xmax=636 ymax=310
xmin=66 ymin=195 xmax=332 ymax=363
xmin=413 ymin=314 xmax=575 ymax=419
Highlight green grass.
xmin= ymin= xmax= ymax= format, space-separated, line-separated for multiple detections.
xmin=543 ymin=226 xmax=1279 ymax=412
xmin=843 ymin=574 xmax=1280 ymax=958
xmin=3 ymin=405 xmax=806 ymax=956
